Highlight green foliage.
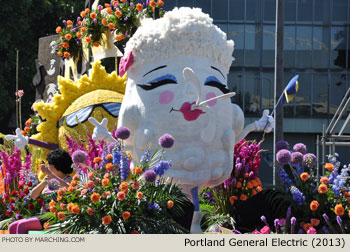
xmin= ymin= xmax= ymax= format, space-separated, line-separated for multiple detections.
xmin=0 ymin=0 xmax=83 ymax=133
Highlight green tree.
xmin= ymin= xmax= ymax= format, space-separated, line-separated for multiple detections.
xmin=0 ymin=0 xmax=83 ymax=133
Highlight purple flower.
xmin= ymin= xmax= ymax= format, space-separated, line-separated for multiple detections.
xmin=290 ymin=186 xmax=305 ymax=206
xmin=124 ymin=17 xmax=128 ymax=21
xmin=322 ymin=226 xmax=329 ymax=234
xmin=286 ymin=206 xmax=291 ymax=219
xmin=274 ymin=219 xmax=279 ymax=233
xmin=290 ymin=217 xmax=296 ymax=234
xmin=279 ymin=218 xmax=286 ymax=226
xmin=120 ymin=155 xmax=130 ymax=181
xmin=260 ymin=215 xmax=268 ymax=226
xmin=63 ymin=20 xmax=67 ymax=26
xmin=158 ymin=134 xmax=174 ymax=148
xmin=72 ymin=150 xmax=87 ymax=164
xmin=276 ymin=140 xmax=289 ymax=152
xmin=148 ymin=202 xmax=162 ymax=211
xmin=231 ymin=229 xmax=242 ymax=234
xmin=291 ymin=152 xmax=303 ymax=165
xmin=152 ymin=160 xmax=171 ymax=177
xmin=303 ymin=153 xmax=317 ymax=167
xmin=130 ymin=2 xmax=134 ymax=7
xmin=322 ymin=213 xmax=329 ymax=224
xmin=336 ymin=216 xmax=344 ymax=232
xmin=144 ymin=170 xmax=157 ymax=182
xmin=107 ymin=142 xmax=117 ymax=153
xmin=93 ymin=18 xmax=97 ymax=23
xmin=77 ymin=17 xmax=81 ymax=22
xmin=293 ymin=143 xmax=307 ymax=154
xmin=276 ymin=149 xmax=291 ymax=165
xmin=116 ymin=126 xmax=130 ymax=140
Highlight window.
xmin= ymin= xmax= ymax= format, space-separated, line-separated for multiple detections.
xmin=177 ymin=0 xmax=195 ymax=7
xmin=263 ymin=0 xmax=275 ymax=21
xmin=295 ymin=73 xmax=312 ymax=117
xmin=212 ymin=0 xmax=228 ymax=21
xmin=262 ymin=25 xmax=275 ymax=67
xmin=283 ymin=72 xmax=296 ymax=117
xmin=284 ymin=25 xmax=296 ymax=68
xmin=229 ymin=0 xmax=244 ymax=21
xmin=332 ymin=0 xmax=348 ymax=23
xmin=297 ymin=0 xmax=313 ymax=22
xmin=285 ymin=0 xmax=296 ymax=22
xmin=262 ymin=71 xmax=274 ymax=111
xmin=228 ymin=70 xmax=244 ymax=108
xmin=330 ymin=73 xmax=347 ymax=116
xmin=195 ymin=0 xmax=211 ymax=15
xmin=331 ymin=26 xmax=347 ymax=69
xmin=313 ymin=73 xmax=328 ymax=118
xmin=313 ymin=26 xmax=330 ymax=69
xmin=296 ymin=26 xmax=312 ymax=68
xmin=314 ymin=0 xmax=330 ymax=24
xmin=163 ymin=0 xmax=176 ymax=10
xmin=247 ymin=0 xmax=262 ymax=22
xmin=245 ymin=24 xmax=262 ymax=67
xmin=245 ymin=71 xmax=260 ymax=115
xmin=228 ymin=24 xmax=244 ymax=65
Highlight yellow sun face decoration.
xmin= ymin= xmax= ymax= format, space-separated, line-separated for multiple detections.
xmin=32 ymin=61 xmax=126 ymax=159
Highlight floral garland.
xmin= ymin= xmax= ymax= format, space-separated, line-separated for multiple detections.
xmin=54 ymin=0 xmax=165 ymax=60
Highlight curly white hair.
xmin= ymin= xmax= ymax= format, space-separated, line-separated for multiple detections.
xmin=124 ymin=7 xmax=234 ymax=74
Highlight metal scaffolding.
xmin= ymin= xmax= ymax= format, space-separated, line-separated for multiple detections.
xmin=316 ymin=86 xmax=350 ymax=179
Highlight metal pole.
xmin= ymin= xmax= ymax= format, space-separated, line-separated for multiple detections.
xmin=16 ymin=49 xmax=19 ymax=129
xmin=273 ymin=0 xmax=284 ymax=187
xmin=316 ymin=134 xmax=320 ymax=185
xmin=322 ymin=124 xmax=325 ymax=176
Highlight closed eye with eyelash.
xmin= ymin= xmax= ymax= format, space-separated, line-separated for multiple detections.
xmin=204 ymin=76 xmax=230 ymax=94
xmin=137 ymin=74 xmax=177 ymax=90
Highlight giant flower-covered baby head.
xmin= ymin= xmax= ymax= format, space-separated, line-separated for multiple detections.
xmin=118 ymin=7 xmax=241 ymax=194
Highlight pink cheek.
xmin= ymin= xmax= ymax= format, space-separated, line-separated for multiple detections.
xmin=206 ymin=92 xmax=217 ymax=106
xmin=159 ymin=90 xmax=174 ymax=105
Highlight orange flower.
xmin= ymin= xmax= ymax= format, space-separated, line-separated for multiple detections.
xmin=73 ymin=174 xmax=79 ymax=180
xmin=131 ymin=181 xmax=139 ymax=190
xmin=136 ymin=3 xmax=143 ymax=11
xmin=81 ymin=27 xmax=87 ymax=33
xmin=57 ymin=212 xmax=66 ymax=220
xmin=119 ymin=182 xmax=129 ymax=192
xmin=56 ymin=26 xmax=62 ymax=33
xmin=149 ymin=1 xmax=156 ymax=7
xmin=49 ymin=200 xmax=56 ymax=208
xmin=256 ymin=186 xmax=263 ymax=192
xmin=85 ymin=8 xmax=90 ymax=13
xmin=310 ymin=218 xmax=320 ymax=227
xmin=106 ymin=154 xmax=113 ymax=160
xmin=76 ymin=32 xmax=82 ymax=39
xmin=43 ymin=222 xmax=50 ymax=230
xmin=115 ymin=34 xmax=125 ymax=41
xmin=122 ymin=211 xmax=130 ymax=220
xmin=310 ymin=200 xmax=319 ymax=211
xmin=80 ymin=11 xmax=86 ymax=18
xmin=93 ymin=42 xmax=100 ymax=47
xmin=115 ymin=10 xmax=122 ymax=18
xmin=49 ymin=207 xmax=57 ymax=213
xmin=229 ymin=196 xmax=235 ymax=205
xmin=87 ymin=208 xmax=95 ymax=216
xmin=88 ymin=172 xmax=95 ymax=179
xmin=68 ymin=185 xmax=74 ymax=192
xmin=252 ymin=179 xmax=258 ymax=187
xmin=334 ymin=204 xmax=345 ymax=216
xmin=62 ymin=42 xmax=69 ymax=48
xmin=102 ymin=215 xmax=112 ymax=225
xmin=107 ymin=7 xmax=112 ymax=15
xmin=158 ymin=0 xmax=164 ymax=6
xmin=108 ymin=23 xmax=115 ymax=29
xmin=236 ymin=182 xmax=242 ymax=188
xmin=303 ymin=223 xmax=313 ymax=232
xmin=134 ymin=167 xmax=142 ymax=175
xmin=136 ymin=191 xmax=143 ymax=199
xmin=57 ymin=51 xmax=63 ymax=57
xmin=72 ymin=205 xmax=80 ymax=214
xmin=348 ymin=210 xmax=350 ymax=218
xmin=57 ymin=196 xmax=62 ymax=202
xmin=78 ymin=21 xmax=82 ymax=26
xmin=67 ymin=203 xmax=74 ymax=212
xmin=64 ymin=52 xmax=71 ymax=58
xmin=318 ymin=184 xmax=328 ymax=194
xmin=90 ymin=12 xmax=97 ymax=19
xmin=87 ymin=180 xmax=94 ymax=188
xmin=60 ymin=203 xmax=65 ymax=210
xmin=25 ymin=118 xmax=32 ymax=126
xmin=246 ymin=181 xmax=253 ymax=189
xmin=67 ymin=20 xmax=73 ymax=25
xmin=167 ymin=200 xmax=174 ymax=209
xmin=324 ymin=163 xmax=334 ymax=171
xmin=21 ymin=130 xmax=26 ymax=136
xmin=120 ymin=0 xmax=127 ymax=2
xmin=117 ymin=191 xmax=125 ymax=201
xmin=91 ymin=192 xmax=100 ymax=203
xmin=102 ymin=178 xmax=109 ymax=186
xmin=105 ymin=3 xmax=110 ymax=7
xmin=251 ymin=190 xmax=257 ymax=196
xmin=102 ymin=18 xmax=107 ymax=26
xmin=70 ymin=180 xmax=77 ymax=187
xmin=320 ymin=176 xmax=329 ymax=184
xmin=67 ymin=25 xmax=72 ymax=29
xmin=93 ymin=157 xmax=102 ymax=163
xmin=240 ymin=194 xmax=248 ymax=201
xmin=102 ymin=192 xmax=107 ymax=198
xmin=105 ymin=163 xmax=114 ymax=171
xmin=24 ymin=127 xmax=30 ymax=132
xmin=300 ymin=172 xmax=309 ymax=182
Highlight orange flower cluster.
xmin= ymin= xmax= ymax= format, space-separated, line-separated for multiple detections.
xmin=310 ymin=200 xmax=319 ymax=211
xmin=324 ymin=163 xmax=334 ymax=171
xmin=334 ymin=204 xmax=345 ymax=216
xmin=167 ymin=200 xmax=174 ymax=209
xmin=115 ymin=34 xmax=125 ymax=41
xmin=318 ymin=184 xmax=328 ymax=194
xmin=105 ymin=163 xmax=114 ymax=171
xmin=102 ymin=215 xmax=112 ymax=225
xmin=91 ymin=192 xmax=101 ymax=203
xmin=300 ymin=172 xmax=309 ymax=182
xmin=67 ymin=203 xmax=80 ymax=214
xmin=122 ymin=211 xmax=130 ymax=220
xmin=93 ymin=157 xmax=102 ymax=163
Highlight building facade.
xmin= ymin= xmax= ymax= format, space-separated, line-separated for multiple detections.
xmin=163 ymin=0 xmax=350 ymax=185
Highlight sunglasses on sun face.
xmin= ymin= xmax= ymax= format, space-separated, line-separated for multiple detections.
xmin=57 ymin=102 xmax=121 ymax=128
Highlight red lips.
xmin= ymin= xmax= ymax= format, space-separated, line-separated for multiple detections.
xmin=179 ymin=102 xmax=204 ymax=121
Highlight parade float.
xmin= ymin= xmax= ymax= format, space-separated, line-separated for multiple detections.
xmin=1 ymin=0 xmax=349 ymax=234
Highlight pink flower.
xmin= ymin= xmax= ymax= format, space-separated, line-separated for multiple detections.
xmin=15 ymin=90 xmax=24 ymax=98
xmin=260 ymin=226 xmax=271 ymax=234
xmin=86 ymin=180 xmax=94 ymax=188
xmin=119 ymin=51 xmax=134 ymax=77
xmin=81 ymin=189 xmax=88 ymax=195
xmin=279 ymin=218 xmax=286 ymax=226
xmin=307 ymin=227 xmax=317 ymax=234
xmin=252 ymin=229 xmax=261 ymax=234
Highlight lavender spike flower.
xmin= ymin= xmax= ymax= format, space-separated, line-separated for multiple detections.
xmin=290 ymin=217 xmax=296 ymax=234
xmin=336 ymin=216 xmax=344 ymax=233
xmin=322 ymin=226 xmax=329 ymax=234
xmin=261 ymin=215 xmax=268 ymax=226
xmin=274 ymin=219 xmax=279 ymax=234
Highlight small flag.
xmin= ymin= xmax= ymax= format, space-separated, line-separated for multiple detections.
xmin=282 ymin=75 xmax=299 ymax=104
